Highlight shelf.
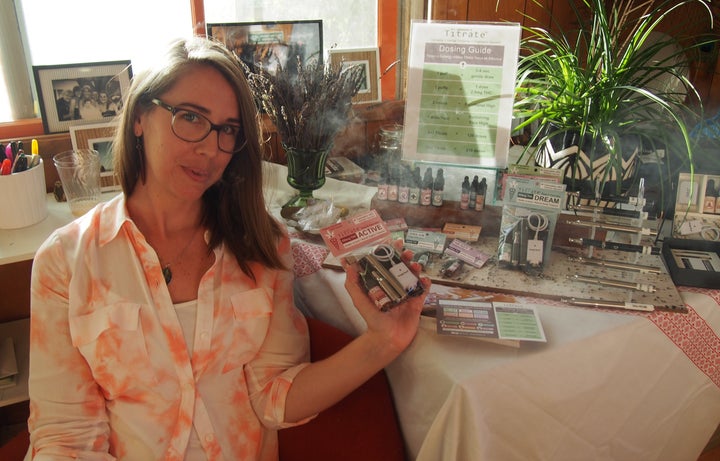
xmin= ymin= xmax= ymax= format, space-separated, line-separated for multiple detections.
xmin=0 ymin=192 xmax=118 ymax=265
xmin=0 ymin=318 xmax=30 ymax=408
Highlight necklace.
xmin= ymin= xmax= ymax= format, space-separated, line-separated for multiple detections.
xmin=159 ymin=227 xmax=202 ymax=285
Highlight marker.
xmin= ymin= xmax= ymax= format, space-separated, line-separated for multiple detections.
xmin=31 ymin=139 xmax=39 ymax=155
xmin=0 ymin=158 xmax=11 ymax=175
xmin=10 ymin=153 xmax=28 ymax=173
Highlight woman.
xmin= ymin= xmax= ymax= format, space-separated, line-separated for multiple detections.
xmin=77 ymin=84 xmax=102 ymax=120
xmin=28 ymin=37 xmax=429 ymax=460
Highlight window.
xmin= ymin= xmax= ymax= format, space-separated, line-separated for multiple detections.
xmin=0 ymin=0 xmax=193 ymax=124
xmin=204 ymin=0 xmax=377 ymax=51
xmin=0 ymin=0 xmax=390 ymax=133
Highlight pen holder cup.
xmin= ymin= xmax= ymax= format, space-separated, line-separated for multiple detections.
xmin=0 ymin=158 xmax=48 ymax=229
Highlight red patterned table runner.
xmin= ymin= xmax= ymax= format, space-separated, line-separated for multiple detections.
xmin=648 ymin=287 xmax=720 ymax=388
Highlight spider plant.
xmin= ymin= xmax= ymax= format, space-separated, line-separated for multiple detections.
xmin=513 ymin=0 xmax=714 ymax=211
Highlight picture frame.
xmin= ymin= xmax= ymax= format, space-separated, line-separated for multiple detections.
xmin=329 ymin=48 xmax=381 ymax=104
xmin=207 ymin=20 xmax=323 ymax=75
xmin=69 ymin=122 xmax=120 ymax=191
xmin=33 ymin=60 xmax=132 ymax=134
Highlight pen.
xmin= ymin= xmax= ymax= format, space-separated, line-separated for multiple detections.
xmin=31 ymin=139 xmax=39 ymax=155
xmin=567 ymin=191 xmax=654 ymax=208
xmin=567 ymin=256 xmax=662 ymax=274
xmin=560 ymin=297 xmax=654 ymax=312
xmin=568 ymin=219 xmax=658 ymax=236
xmin=10 ymin=141 xmax=18 ymax=163
xmin=569 ymin=204 xmax=651 ymax=220
xmin=568 ymin=237 xmax=660 ymax=255
xmin=567 ymin=274 xmax=656 ymax=293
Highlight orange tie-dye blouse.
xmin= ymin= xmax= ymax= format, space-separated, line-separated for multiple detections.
xmin=28 ymin=194 xmax=312 ymax=460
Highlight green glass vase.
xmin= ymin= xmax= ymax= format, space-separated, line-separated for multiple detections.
xmin=283 ymin=144 xmax=331 ymax=208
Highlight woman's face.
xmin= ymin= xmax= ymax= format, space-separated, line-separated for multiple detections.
xmin=134 ymin=65 xmax=238 ymax=202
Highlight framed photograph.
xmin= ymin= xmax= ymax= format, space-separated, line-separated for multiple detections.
xmin=69 ymin=122 xmax=120 ymax=191
xmin=33 ymin=60 xmax=132 ymax=134
xmin=207 ymin=20 xmax=323 ymax=75
xmin=329 ymin=48 xmax=381 ymax=104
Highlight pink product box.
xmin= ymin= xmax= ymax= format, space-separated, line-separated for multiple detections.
xmin=444 ymin=239 xmax=491 ymax=269
xmin=320 ymin=209 xmax=391 ymax=257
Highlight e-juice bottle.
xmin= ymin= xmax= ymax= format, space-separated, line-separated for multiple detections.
xmin=469 ymin=175 xmax=478 ymax=210
xmin=376 ymin=167 xmax=388 ymax=200
xmin=387 ymin=165 xmax=399 ymax=201
xmin=703 ymin=179 xmax=716 ymax=214
xmin=408 ymin=166 xmax=421 ymax=204
xmin=359 ymin=259 xmax=392 ymax=311
xmin=460 ymin=176 xmax=470 ymax=209
xmin=475 ymin=177 xmax=487 ymax=211
xmin=420 ymin=168 xmax=433 ymax=206
xmin=398 ymin=168 xmax=410 ymax=204
xmin=432 ymin=168 xmax=444 ymax=207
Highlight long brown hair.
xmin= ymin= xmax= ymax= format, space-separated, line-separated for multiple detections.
xmin=113 ymin=37 xmax=285 ymax=277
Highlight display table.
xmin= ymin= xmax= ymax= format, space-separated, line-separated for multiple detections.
xmin=3 ymin=164 xmax=718 ymax=459
xmin=266 ymin=163 xmax=720 ymax=461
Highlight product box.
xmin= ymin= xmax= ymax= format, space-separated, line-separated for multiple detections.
xmin=320 ymin=209 xmax=424 ymax=311
xmin=672 ymin=172 xmax=720 ymax=240
xmin=662 ymin=238 xmax=720 ymax=288
xmin=442 ymin=222 xmax=482 ymax=241
xmin=404 ymin=228 xmax=447 ymax=254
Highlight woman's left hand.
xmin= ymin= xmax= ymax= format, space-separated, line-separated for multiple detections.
xmin=343 ymin=243 xmax=431 ymax=356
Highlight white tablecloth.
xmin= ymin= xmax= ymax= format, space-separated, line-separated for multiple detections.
xmin=266 ymin=162 xmax=720 ymax=460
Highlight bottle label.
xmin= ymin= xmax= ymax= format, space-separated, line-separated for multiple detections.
xmin=377 ymin=184 xmax=388 ymax=200
xmin=704 ymin=197 xmax=716 ymax=214
xmin=388 ymin=185 xmax=398 ymax=201
xmin=420 ymin=188 xmax=432 ymax=206
xmin=398 ymin=186 xmax=409 ymax=203
xmin=432 ymin=190 xmax=443 ymax=206
xmin=368 ymin=286 xmax=392 ymax=311
xmin=460 ymin=192 xmax=469 ymax=209
xmin=474 ymin=194 xmax=485 ymax=211
xmin=409 ymin=187 xmax=420 ymax=204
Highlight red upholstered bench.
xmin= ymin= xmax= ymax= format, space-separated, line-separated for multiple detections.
xmin=0 ymin=429 xmax=29 ymax=461
xmin=278 ymin=317 xmax=407 ymax=461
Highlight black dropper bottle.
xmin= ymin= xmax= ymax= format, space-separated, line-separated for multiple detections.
xmin=432 ymin=168 xmax=444 ymax=206
xmin=460 ymin=176 xmax=470 ymax=209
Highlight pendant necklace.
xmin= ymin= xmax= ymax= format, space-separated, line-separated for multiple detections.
xmin=160 ymin=227 xmax=202 ymax=285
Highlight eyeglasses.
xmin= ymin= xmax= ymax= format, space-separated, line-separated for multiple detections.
xmin=151 ymin=98 xmax=245 ymax=154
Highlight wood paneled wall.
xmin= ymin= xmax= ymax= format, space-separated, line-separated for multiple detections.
xmin=430 ymin=0 xmax=720 ymax=114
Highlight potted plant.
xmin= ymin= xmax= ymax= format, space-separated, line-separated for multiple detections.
xmin=512 ymin=0 xmax=714 ymax=214
xmin=243 ymin=57 xmax=365 ymax=207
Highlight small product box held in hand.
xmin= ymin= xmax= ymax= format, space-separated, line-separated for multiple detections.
xmin=0 ymin=158 xmax=48 ymax=229
xmin=319 ymin=209 xmax=424 ymax=311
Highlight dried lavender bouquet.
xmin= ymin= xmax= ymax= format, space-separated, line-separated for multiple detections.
xmin=243 ymin=57 xmax=366 ymax=152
